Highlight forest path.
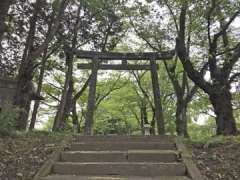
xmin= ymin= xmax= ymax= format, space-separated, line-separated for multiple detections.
xmin=34 ymin=136 xmax=204 ymax=180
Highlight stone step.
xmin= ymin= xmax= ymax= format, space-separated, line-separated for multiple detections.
xmin=42 ymin=175 xmax=191 ymax=180
xmin=74 ymin=135 xmax=174 ymax=143
xmin=70 ymin=142 xmax=176 ymax=151
xmin=61 ymin=150 xmax=179 ymax=163
xmin=52 ymin=162 xmax=186 ymax=176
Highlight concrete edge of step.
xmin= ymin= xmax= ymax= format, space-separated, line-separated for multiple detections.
xmin=174 ymin=137 xmax=207 ymax=180
xmin=41 ymin=175 xmax=192 ymax=180
xmin=33 ymin=135 xmax=73 ymax=180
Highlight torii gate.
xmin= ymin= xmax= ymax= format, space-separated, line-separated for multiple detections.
xmin=70 ymin=48 xmax=175 ymax=135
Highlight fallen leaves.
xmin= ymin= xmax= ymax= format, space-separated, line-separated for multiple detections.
xmin=0 ymin=135 xmax=63 ymax=180
xmin=191 ymin=141 xmax=240 ymax=180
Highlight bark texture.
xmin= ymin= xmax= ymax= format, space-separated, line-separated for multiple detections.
xmin=209 ymin=88 xmax=237 ymax=135
xmin=14 ymin=0 xmax=42 ymax=130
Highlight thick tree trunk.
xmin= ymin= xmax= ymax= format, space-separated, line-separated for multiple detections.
xmin=209 ymin=88 xmax=238 ymax=135
xmin=15 ymin=79 xmax=33 ymax=129
xmin=176 ymin=99 xmax=188 ymax=137
xmin=15 ymin=0 xmax=67 ymax=130
xmin=60 ymin=76 xmax=74 ymax=129
xmin=14 ymin=0 xmax=41 ymax=130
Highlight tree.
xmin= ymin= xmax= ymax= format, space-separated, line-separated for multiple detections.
xmin=176 ymin=0 xmax=240 ymax=135
xmin=128 ymin=1 xmax=196 ymax=137
xmin=14 ymin=0 xmax=68 ymax=130
xmin=52 ymin=2 xmax=81 ymax=131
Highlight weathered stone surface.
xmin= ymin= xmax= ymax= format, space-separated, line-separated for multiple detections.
xmin=35 ymin=135 xmax=201 ymax=180
xmin=52 ymin=162 xmax=187 ymax=176
xmin=70 ymin=142 xmax=176 ymax=151
xmin=74 ymin=135 xmax=174 ymax=142
xmin=42 ymin=175 xmax=191 ymax=180
xmin=61 ymin=151 xmax=127 ymax=162
xmin=61 ymin=150 xmax=178 ymax=163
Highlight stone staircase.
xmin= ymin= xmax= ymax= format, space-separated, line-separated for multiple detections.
xmin=36 ymin=136 xmax=202 ymax=180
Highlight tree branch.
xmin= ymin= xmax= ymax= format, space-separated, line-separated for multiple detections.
xmin=32 ymin=0 xmax=69 ymax=59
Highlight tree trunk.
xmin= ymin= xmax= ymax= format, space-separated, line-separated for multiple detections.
xmin=52 ymin=52 xmax=73 ymax=131
xmin=140 ymin=106 xmax=144 ymax=135
xmin=29 ymin=50 xmax=48 ymax=130
xmin=52 ymin=3 xmax=80 ymax=131
xmin=60 ymin=76 xmax=74 ymax=129
xmin=176 ymin=99 xmax=188 ymax=137
xmin=150 ymin=110 xmax=156 ymax=135
xmin=72 ymin=102 xmax=80 ymax=133
xmin=14 ymin=0 xmax=41 ymax=130
xmin=209 ymin=88 xmax=238 ymax=135
xmin=140 ymin=103 xmax=148 ymax=134
xmin=14 ymin=0 xmax=67 ymax=130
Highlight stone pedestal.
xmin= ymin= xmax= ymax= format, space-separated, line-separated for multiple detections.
xmin=144 ymin=124 xmax=151 ymax=136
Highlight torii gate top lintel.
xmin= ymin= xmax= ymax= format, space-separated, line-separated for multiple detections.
xmin=70 ymin=49 xmax=175 ymax=60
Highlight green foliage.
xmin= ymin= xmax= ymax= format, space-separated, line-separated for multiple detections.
xmin=93 ymin=74 xmax=141 ymax=135
xmin=188 ymin=121 xmax=216 ymax=143
xmin=0 ymin=102 xmax=19 ymax=137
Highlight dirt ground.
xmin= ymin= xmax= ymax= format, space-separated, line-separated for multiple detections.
xmin=190 ymin=140 xmax=240 ymax=180
xmin=0 ymin=132 xmax=67 ymax=180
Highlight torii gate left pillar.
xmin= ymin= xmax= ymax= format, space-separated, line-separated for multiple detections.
xmin=84 ymin=56 xmax=99 ymax=135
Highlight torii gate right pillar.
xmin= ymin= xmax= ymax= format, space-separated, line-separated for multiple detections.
xmin=84 ymin=57 xmax=99 ymax=135
xmin=150 ymin=58 xmax=165 ymax=135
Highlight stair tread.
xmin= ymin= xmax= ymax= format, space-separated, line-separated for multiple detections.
xmin=53 ymin=162 xmax=186 ymax=176
xmin=70 ymin=142 xmax=176 ymax=151
xmin=55 ymin=162 xmax=183 ymax=165
xmin=75 ymin=135 xmax=174 ymax=140
xmin=63 ymin=150 xmax=179 ymax=154
xmin=72 ymin=142 xmax=175 ymax=144
xmin=42 ymin=175 xmax=191 ymax=180
xmin=61 ymin=150 xmax=179 ymax=163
